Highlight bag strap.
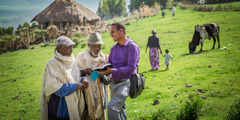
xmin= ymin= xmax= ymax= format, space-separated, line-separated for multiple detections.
xmin=126 ymin=41 xmax=139 ymax=73
xmin=126 ymin=41 xmax=132 ymax=58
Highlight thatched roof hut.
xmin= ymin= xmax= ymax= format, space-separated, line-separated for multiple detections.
xmin=31 ymin=0 xmax=101 ymax=30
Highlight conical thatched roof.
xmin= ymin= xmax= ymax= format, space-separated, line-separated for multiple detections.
xmin=31 ymin=0 xmax=100 ymax=23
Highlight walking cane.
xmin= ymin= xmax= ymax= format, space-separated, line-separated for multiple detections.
xmin=86 ymin=88 xmax=96 ymax=120
xmin=97 ymin=77 xmax=105 ymax=119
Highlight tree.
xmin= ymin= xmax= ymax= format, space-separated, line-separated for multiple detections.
xmin=31 ymin=22 xmax=37 ymax=27
xmin=128 ymin=0 xmax=144 ymax=12
xmin=23 ymin=22 xmax=30 ymax=28
xmin=107 ymin=0 xmax=127 ymax=18
xmin=97 ymin=0 xmax=103 ymax=17
xmin=0 ymin=27 xmax=2 ymax=36
xmin=128 ymin=0 xmax=173 ymax=12
xmin=2 ymin=27 xmax=6 ymax=35
xmin=5 ymin=27 xmax=14 ymax=35
xmin=0 ymin=26 xmax=14 ymax=35
xmin=98 ymin=0 xmax=126 ymax=19
xmin=115 ymin=0 xmax=127 ymax=17
xmin=17 ymin=24 xmax=22 ymax=30
xmin=102 ymin=0 xmax=110 ymax=18
xmin=107 ymin=0 xmax=118 ymax=17
xmin=97 ymin=0 xmax=110 ymax=19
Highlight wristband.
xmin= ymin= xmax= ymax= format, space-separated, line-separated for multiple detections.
xmin=80 ymin=77 xmax=88 ymax=83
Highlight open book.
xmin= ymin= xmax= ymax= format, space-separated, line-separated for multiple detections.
xmin=92 ymin=63 xmax=113 ymax=71
xmin=91 ymin=63 xmax=112 ymax=81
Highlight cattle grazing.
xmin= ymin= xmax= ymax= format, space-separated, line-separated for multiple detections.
xmin=189 ymin=23 xmax=220 ymax=53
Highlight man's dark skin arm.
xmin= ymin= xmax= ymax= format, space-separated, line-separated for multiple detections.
xmin=81 ymin=68 xmax=92 ymax=76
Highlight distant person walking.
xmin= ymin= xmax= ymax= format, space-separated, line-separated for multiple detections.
xmin=172 ymin=7 xmax=176 ymax=17
xmin=162 ymin=49 xmax=174 ymax=70
xmin=146 ymin=29 xmax=162 ymax=71
xmin=162 ymin=11 xmax=165 ymax=18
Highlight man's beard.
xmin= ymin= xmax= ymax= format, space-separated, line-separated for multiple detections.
xmin=90 ymin=50 xmax=99 ymax=57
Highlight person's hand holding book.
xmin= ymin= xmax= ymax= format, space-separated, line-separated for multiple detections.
xmin=98 ymin=67 xmax=112 ymax=75
xmin=83 ymin=68 xmax=92 ymax=75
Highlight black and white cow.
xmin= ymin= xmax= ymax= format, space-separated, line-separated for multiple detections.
xmin=189 ymin=23 xmax=220 ymax=53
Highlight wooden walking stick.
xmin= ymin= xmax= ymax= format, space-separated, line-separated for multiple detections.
xmin=97 ymin=77 xmax=105 ymax=119
xmin=86 ymin=88 xmax=96 ymax=120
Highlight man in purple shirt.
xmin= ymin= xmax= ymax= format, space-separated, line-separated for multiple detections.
xmin=99 ymin=22 xmax=140 ymax=120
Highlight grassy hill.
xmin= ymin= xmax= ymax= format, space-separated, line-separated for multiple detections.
xmin=0 ymin=5 xmax=240 ymax=120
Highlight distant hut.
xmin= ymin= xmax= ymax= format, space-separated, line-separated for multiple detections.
xmin=31 ymin=0 xmax=101 ymax=31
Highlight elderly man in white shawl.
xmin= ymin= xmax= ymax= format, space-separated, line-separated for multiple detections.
xmin=41 ymin=36 xmax=89 ymax=120
xmin=76 ymin=32 xmax=111 ymax=120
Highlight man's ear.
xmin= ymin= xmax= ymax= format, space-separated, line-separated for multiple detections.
xmin=120 ymin=28 xmax=123 ymax=33
xmin=56 ymin=46 xmax=61 ymax=52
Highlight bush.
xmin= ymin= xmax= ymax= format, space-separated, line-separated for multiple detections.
xmin=31 ymin=30 xmax=47 ymax=35
xmin=225 ymin=98 xmax=240 ymax=120
xmin=70 ymin=36 xmax=81 ymax=46
xmin=151 ymin=108 xmax=168 ymax=120
xmin=233 ymin=6 xmax=240 ymax=11
xmin=75 ymin=32 xmax=82 ymax=38
xmin=31 ymin=22 xmax=37 ymax=27
xmin=23 ymin=22 xmax=30 ymax=28
xmin=0 ymin=35 xmax=12 ymax=40
xmin=181 ymin=3 xmax=240 ymax=12
xmin=138 ymin=107 xmax=169 ymax=120
xmin=179 ymin=3 xmax=191 ymax=10
xmin=177 ymin=94 xmax=203 ymax=120
xmin=31 ymin=30 xmax=47 ymax=38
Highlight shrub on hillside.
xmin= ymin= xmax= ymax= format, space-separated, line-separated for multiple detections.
xmin=225 ymin=98 xmax=240 ymax=120
xmin=233 ymin=6 xmax=240 ymax=11
xmin=31 ymin=30 xmax=47 ymax=35
xmin=193 ymin=5 xmax=204 ymax=11
xmin=23 ymin=22 xmax=30 ymax=28
xmin=179 ymin=3 xmax=191 ymax=9
xmin=75 ymin=32 xmax=82 ymax=38
xmin=151 ymin=108 xmax=168 ymax=120
xmin=30 ymin=30 xmax=47 ymax=41
xmin=70 ymin=36 xmax=80 ymax=46
xmin=139 ymin=107 xmax=170 ymax=120
xmin=177 ymin=94 xmax=203 ymax=120
xmin=182 ymin=3 xmax=240 ymax=12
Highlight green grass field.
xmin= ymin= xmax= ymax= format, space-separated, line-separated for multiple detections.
xmin=0 ymin=5 xmax=240 ymax=120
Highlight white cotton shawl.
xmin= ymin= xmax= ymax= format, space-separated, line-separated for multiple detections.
xmin=75 ymin=49 xmax=108 ymax=119
xmin=40 ymin=49 xmax=85 ymax=120
xmin=75 ymin=48 xmax=108 ymax=70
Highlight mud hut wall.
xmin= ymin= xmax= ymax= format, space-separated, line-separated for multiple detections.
xmin=87 ymin=20 xmax=100 ymax=26
xmin=39 ymin=23 xmax=47 ymax=29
